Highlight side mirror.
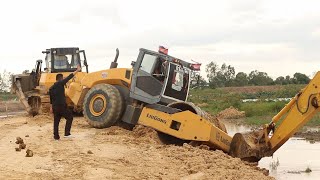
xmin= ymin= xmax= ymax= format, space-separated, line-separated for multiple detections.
xmin=131 ymin=61 xmax=136 ymax=67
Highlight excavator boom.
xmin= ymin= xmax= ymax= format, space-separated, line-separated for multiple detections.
xmin=229 ymin=71 xmax=320 ymax=161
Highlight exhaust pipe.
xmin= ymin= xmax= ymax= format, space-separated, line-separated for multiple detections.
xmin=110 ymin=48 xmax=119 ymax=69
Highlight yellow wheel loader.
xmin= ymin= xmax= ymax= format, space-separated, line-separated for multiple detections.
xmin=12 ymin=47 xmax=320 ymax=162
xmin=11 ymin=47 xmax=89 ymax=115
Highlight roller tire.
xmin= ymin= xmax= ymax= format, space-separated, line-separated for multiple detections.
xmin=83 ymin=84 xmax=124 ymax=128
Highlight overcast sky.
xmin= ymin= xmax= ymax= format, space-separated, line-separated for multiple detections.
xmin=0 ymin=0 xmax=319 ymax=79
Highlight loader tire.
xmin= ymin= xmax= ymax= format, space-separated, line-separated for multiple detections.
xmin=28 ymin=96 xmax=41 ymax=116
xmin=83 ymin=84 xmax=124 ymax=128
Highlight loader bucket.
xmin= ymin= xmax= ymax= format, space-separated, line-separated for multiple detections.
xmin=229 ymin=131 xmax=271 ymax=162
xmin=12 ymin=77 xmax=40 ymax=116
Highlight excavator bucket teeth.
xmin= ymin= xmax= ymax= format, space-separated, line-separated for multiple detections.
xmin=229 ymin=132 xmax=264 ymax=162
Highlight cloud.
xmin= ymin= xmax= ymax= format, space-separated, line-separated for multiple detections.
xmin=0 ymin=0 xmax=320 ymax=80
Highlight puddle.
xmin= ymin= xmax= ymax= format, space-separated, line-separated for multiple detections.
xmin=259 ymin=138 xmax=320 ymax=180
xmin=223 ymin=120 xmax=320 ymax=180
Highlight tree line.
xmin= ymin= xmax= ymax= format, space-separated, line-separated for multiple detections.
xmin=201 ymin=62 xmax=310 ymax=88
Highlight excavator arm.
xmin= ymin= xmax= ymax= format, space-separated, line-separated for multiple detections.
xmin=230 ymin=72 xmax=320 ymax=161
xmin=268 ymin=72 xmax=320 ymax=152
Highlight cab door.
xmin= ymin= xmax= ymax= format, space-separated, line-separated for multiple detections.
xmin=130 ymin=49 xmax=165 ymax=104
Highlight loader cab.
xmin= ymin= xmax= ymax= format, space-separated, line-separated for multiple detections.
xmin=43 ymin=47 xmax=88 ymax=73
xmin=130 ymin=48 xmax=193 ymax=105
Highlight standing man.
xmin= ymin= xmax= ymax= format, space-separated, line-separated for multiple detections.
xmin=49 ymin=65 xmax=81 ymax=140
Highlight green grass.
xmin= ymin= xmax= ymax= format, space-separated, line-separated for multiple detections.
xmin=240 ymin=84 xmax=304 ymax=99
xmin=240 ymin=109 xmax=320 ymax=126
xmin=243 ymin=116 xmax=273 ymax=126
xmin=306 ymin=114 xmax=320 ymax=126
xmin=189 ymin=84 xmax=320 ymax=126
xmin=189 ymin=88 xmax=242 ymax=114
xmin=239 ymin=101 xmax=287 ymax=117
xmin=0 ymin=92 xmax=16 ymax=101
xmin=189 ymin=86 xmax=291 ymax=117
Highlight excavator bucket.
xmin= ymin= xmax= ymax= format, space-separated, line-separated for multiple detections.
xmin=229 ymin=131 xmax=271 ymax=162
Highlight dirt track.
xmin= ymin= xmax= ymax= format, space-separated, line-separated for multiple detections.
xmin=0 ymin=114 xmax=273 ymax=180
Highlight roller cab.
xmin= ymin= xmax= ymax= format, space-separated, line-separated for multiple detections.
xmin=121 ymin=48 xmax=200 ymax=125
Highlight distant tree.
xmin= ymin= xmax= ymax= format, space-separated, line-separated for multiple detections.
xmin=191 ymin=75 xmax=207 ymax=88
xmin=206 ymin=62 xmax=218 ymax=88
xmin=292 ymin=73 xmax=310 ymax=84
xmin=233 ymin=72 xmax=249 ymax=86
xmin=248 ymin=70 xmax=274 ymax=86
xmin=205 ymin=62 xmax=311 ymax=87
xmin=0 ymin=70 xmax=12 ymax=92
xmin=221 ymin=63 xmax=236 ymax=87
xmin=284 ymin=75 xmax=292 ymax=84
xmin=206 ymin=62 xmax=235 ymax=88
xmin=275 ymin=76 xmax=285 ymax=85
xmin=197 ymin=76 xmax=207 ymax=87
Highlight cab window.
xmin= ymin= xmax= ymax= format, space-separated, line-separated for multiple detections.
xmin=53 ymin=54 xmax=79 ymax=70
xmin=140 ymin=54 xmax=157 ymax=73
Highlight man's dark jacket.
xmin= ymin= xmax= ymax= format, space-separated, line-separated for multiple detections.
xmin=49 ymin=74 xmax=74 ymax=107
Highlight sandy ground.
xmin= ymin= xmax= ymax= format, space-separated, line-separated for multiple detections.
xmin=0 ymin=101 xmax=24 ymax=112
xmin=0 ymin=114 xmax=273 ymax=180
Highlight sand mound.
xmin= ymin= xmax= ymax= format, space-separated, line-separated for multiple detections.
xmin=218 ymin=106 xmax=245 ymax=119
xmin=132 ymin=125 xmax=163 ymax=144
xmin=160 ymin=143 xmax=271 ymax=179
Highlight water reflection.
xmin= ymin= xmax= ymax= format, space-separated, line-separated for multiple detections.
xmin=222 ymin=120 xmax=320 ymax=180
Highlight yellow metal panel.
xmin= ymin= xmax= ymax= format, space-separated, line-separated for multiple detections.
xmin=66 ymin=81 xmax=83 ymax=106
xmin=208 ymin=126 xmax=232 ymax=152
xmin=138 ymin=107 xmax=232 ymax=152
xmin=38 ymin=68 xmax=132 ymax=109
xmin=81 ymin=68 xmax=132 ymax=88
xmin=39 ymin=72 xmax=87 ymax=108
xmin=39 ymin=72 xmax=87 ymax=94
xmin=64 ymin=68 xmax=132 ymax=107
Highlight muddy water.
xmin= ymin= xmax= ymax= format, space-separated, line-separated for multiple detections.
xmin=223 ymin=120 xmax=320 ymax=180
